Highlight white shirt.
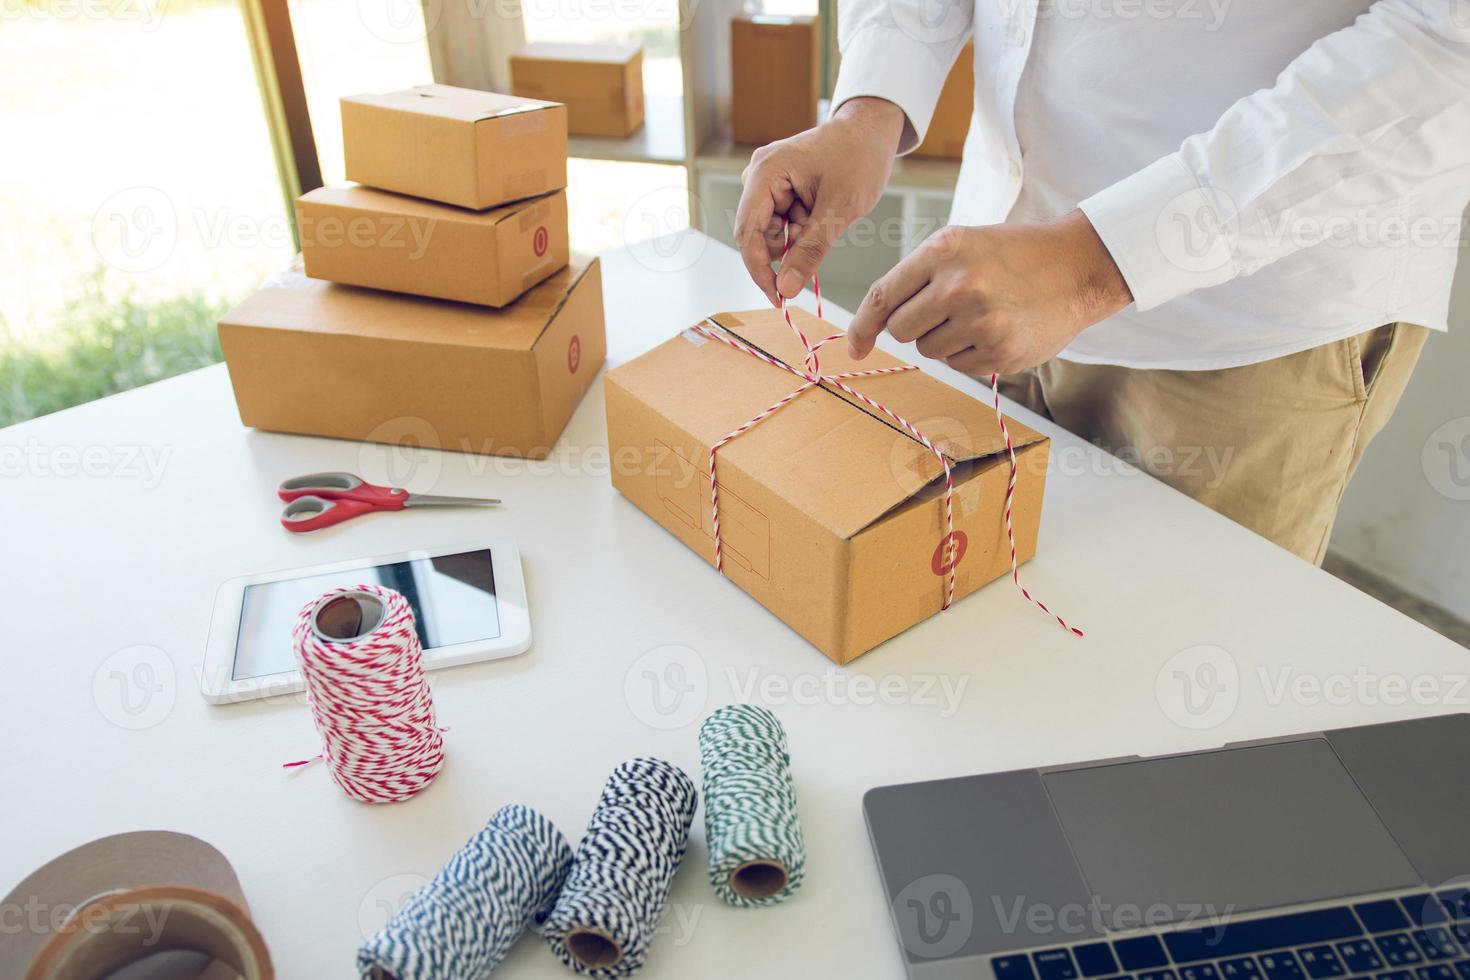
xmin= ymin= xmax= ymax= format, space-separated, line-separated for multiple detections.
xmin=830 ymin=0 xmax=1470 ymax=369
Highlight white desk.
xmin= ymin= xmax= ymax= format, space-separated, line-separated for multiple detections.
xmin=3 ymin=232 xmax=1466 ymax=978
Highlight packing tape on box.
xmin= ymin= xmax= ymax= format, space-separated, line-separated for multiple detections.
xmin=699 ymin=705 xmax=806 ymax=907
xmin=288 ymin=584 xmax=446 ymax=804
xmin=541 ymin=758 xmax=699 ymax=977
xmin=358 ymin=805 xmax=573 ymax=980
xmin=0 ymin=831 xmax=273 ymax=980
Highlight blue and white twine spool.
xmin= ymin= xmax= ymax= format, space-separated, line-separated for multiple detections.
xmin=358 ymin=804 xmax=573 ymax=980
xmin=541 ymin=758 xmax=698 ymax=977
xmin=699 ymin=704 xmax=805 ymax=906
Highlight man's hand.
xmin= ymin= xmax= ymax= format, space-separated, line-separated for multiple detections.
xmin=736 ymin=98 xmax=906 ymax=306
xmin=846 ymin=211 xmax=1134 ymax=375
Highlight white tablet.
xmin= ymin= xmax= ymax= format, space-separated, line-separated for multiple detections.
xmin=201 ymin=542 xmax=530 ymax=704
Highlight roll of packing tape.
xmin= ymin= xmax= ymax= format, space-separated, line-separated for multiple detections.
xmin=0 ymin=831 xmax=273 ymax=980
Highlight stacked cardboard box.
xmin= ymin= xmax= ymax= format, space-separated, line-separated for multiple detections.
xmin=220 ymin=84 xmax=607 ymax=460
xmin=510 ymin=43 xmax=645 ymax=138
xmin=605 ymin=308 xmax=1052 ymax=664
xmin=731 ymin=14 xmax=820 ymax=145
xmin=912 ymin=42 xmax=974 ymax=159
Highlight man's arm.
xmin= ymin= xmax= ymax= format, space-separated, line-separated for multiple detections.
xmin=849 ymin=1 xmax=1470 ymax=373
xmin=734 ymin=99 xmax=907 ymax=305
xmin=734 ymin=0 xmax=973 ymax=305
xmin=1081 ymin=0 xmax=1470 ymax=313
xmin=826 ymin=0 xmax=974 ymax=156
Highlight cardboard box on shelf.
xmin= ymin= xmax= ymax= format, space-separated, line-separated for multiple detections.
xmin=341 ymin=84 xmax=568 ymax=211
xmin=510 ymin=42 xmax=645 ymax=138
xmin=911 ymin=42 xmax=973 ymax=159
xmin=730 ymin=15 xmax=820 ymax=146
xmin=604 ymin=307 xmax=1050 ymax=665
xmin=219 ymin=257 xmax=605 ymax=460
xmin=296 ymin=185 xmax=569 ymax=308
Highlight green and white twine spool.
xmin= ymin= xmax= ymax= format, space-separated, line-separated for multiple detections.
xmin=698 ymin=704 xmax=806 ymax=906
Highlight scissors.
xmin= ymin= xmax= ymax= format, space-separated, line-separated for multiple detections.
xmin=277 ymin=472 xmax=500 ymax=533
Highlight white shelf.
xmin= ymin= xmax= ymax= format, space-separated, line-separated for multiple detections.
xmin=695 ymin=133 xmax=961 ymax=194
xmin=474 ymin=0 xmax=957 ymax=286
xmin=568 ymin=91 xmax=686 ymax=166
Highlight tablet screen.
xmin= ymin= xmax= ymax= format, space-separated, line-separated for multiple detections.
xmin=232 ymin=549 xmax=501 ymax=680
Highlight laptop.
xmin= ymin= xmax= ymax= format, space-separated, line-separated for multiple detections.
xmin=865 ymin=713 xmax=1470 ymax=980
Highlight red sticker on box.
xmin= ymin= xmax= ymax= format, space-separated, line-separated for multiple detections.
xmin=567 ymin=335 xmax=581 ymax=374
xmin=931 ymin=531 xmax=967 ymax=576
xmin=533 ymin=226 xmax=549 ymax=257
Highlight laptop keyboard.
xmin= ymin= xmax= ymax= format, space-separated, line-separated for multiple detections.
xmin=992 ymin=889 xmax=1470 ymax=980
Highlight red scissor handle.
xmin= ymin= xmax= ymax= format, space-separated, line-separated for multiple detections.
xmin=277 ymin=472 xmax=408 ymax=507
xmin=280 ymin=495 xmax=403 ymax=533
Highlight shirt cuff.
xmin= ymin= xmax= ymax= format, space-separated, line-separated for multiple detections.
xmin=829 ymin=26 xmax=955 ymax=155
xmin=1079 ymin=153 xmax=1238 ymax=312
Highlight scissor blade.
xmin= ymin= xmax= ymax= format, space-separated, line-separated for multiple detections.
xmin=403 ymin=495 xmax=501 ymax=508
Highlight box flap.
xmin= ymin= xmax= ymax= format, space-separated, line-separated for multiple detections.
xmin=710 ymin=308 xmax=1045 ymax=464
xmin=513 ymin=42 xmax=641 ymax=64
xmin=299 ymin=184 xmax=554 ymax=226
xmin=224 ymin=255 xmax=593 ymax=351
xmin=343 ymin=84 xmax=560 ymax=124
xmin=607 ymin=307 xmax=1045 ymax=539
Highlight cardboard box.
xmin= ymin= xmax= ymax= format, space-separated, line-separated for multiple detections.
xmin=510 ymin=42 xmax=645 ymax=138
xmin=341 ymin=84 xmax=568 ymax=211
xmin=605 ymin=308 xmax=1049 ymax=664
xmin=731 ymin=15 xmax=820 ymax=145
xmin=912 ymin=42 xmax=973 ymax=159
xmin=296 ymin=185 xmax=569 ymax=308
xmin=220 ymin=257 xmax=605 ymax=459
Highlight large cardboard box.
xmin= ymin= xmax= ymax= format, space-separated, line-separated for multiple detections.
xmin=912 ymin=42 xmax=973 ymax=159
xmin=731 ymin=15 xmax=820 ymax=145
xmin=510 ymin=42 xmax=645 ymax=138
xmin=605 ymin=308 xmax=1049 ymax=664
xmin=296 ymin=185 xmax=569 ymax=307
xmin=220 ymin=258 xmax=605 ymax=459
xmin=342 ymin=84 xmax=568 ymax=211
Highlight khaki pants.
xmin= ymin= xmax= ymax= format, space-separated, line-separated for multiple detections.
xmin=998 ymin=323 xmax=1429 ymax=564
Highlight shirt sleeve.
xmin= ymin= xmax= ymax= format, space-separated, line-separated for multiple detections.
xmin=828 ymin=0 xmax=974 ymax=154
xmin=1079 ymin=0 xmax=1470 ymax=313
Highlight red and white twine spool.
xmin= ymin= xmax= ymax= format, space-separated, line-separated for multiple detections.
xmin=287 ymin=585 xmax=446 ymax=803
xmin=698 ymin=223 xmax=1082 ymax=635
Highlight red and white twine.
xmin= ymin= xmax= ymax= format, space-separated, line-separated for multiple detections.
xmin=986 ymin=377 xmax=1083 ymax=636
xmin=697 ymin=224 xmax=1082 ymax=635
xmin=286 ymin=584 xmax=447 ymax=803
